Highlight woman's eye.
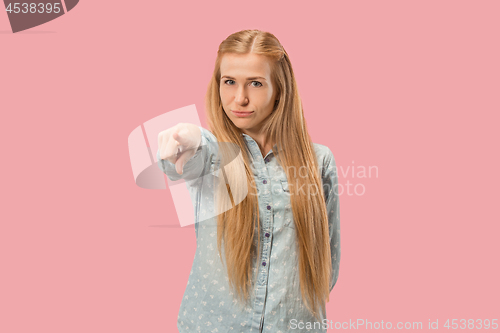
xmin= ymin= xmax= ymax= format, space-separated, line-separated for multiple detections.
xmin=223 ymin=80 xmax=261 ymax=87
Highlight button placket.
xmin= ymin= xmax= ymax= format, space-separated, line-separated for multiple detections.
xmin=262 ymin=163 xmax=273 ymax=285
xmin=245 ymin=136 xmax=276 ymax=287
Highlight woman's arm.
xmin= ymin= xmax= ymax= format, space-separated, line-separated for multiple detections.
xmin=322 ymin=148 xmax=341 ymax=292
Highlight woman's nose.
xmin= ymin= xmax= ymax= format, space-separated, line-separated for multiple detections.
xmin=235 ymin=88 xmax=248 ymax=105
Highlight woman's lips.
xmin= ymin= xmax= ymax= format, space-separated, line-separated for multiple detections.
xmin=232 ymin=110 xmax=254 ymax=117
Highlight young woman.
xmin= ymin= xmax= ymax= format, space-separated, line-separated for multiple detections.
xmin=157 ymin=29 xmax=340 ymax=333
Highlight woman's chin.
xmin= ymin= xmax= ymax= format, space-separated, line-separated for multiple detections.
xmin=232 ymin=119 xmax=251 ymax=128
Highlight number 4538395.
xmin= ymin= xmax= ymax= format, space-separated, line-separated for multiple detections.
xmin=6 ymin=3 xmax=61 ymax=14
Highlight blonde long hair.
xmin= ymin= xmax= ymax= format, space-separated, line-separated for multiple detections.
xmin=205 ymin=29 xmax=331 ymax=320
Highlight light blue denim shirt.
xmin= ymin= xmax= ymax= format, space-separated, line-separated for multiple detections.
xmin=157 ymin=127 xmax=340 ymax=333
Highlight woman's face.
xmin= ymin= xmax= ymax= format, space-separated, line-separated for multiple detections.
xmin=219 ymin=53 xmax=278 ymax=136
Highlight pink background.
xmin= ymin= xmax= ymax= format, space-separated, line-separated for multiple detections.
xmin=1 ymin=1 xmax=499 ymax=332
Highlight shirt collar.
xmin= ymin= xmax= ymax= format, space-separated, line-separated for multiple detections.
xmin=241 ymin=132 xmax=281 ymax=153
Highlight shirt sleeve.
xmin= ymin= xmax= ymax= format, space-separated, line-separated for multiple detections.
xmin=322 ymin=148 xmax=341 ymax=293
xmin=156 ymin=126 xmax=218 ymax=182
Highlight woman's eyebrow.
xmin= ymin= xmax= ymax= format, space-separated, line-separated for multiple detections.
xmin=221 ymin=75 xmax=267 ymax=81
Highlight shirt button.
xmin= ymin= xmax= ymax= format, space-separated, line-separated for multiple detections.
xmin=265 ymin=233 xmax=270 ymax=237
xmin=263 ymin=180 xmax=267 ymax=184
xmin=267 ymin=205 xmax=271 ymax=210
xmin=262 ymin=262 xmax=266 ymax=266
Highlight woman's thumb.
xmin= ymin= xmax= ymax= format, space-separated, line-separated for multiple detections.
xmin=175 ymin=152 xmax=192 ymax=175
xmin=175 ymin=159 xmax=184 ymax=175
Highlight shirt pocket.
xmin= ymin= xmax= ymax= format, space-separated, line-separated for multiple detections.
xmin=205 ymin=160 xmax=223 ymax=182
xmin=278 ymin=179 xmax=294 ymax=229
xmin=280 ymin=180 xmax=289 ymax=192
xmin=196 ymin=160 xmax=221 ymax=227
xmin=208 ymin=160 xmax=217 ymax=174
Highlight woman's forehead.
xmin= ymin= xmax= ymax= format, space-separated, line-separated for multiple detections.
xmin=220 ymin=53 xmax=272 ymax=78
